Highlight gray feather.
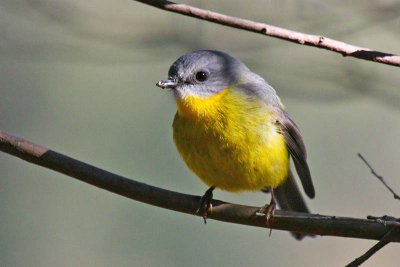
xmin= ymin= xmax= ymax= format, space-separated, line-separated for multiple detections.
xmin=277 ymin=112 xmax=315 ymax=198
xmin=274 ymin=171 xmax=315 ymax=240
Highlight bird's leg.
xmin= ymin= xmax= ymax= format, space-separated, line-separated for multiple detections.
xmin=258 ymin=186 xmax=277 ymax=224
xmin=196 ymin=186 xmax=215 ymax=224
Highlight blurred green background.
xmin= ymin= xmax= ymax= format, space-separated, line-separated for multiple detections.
xmin=1 ymin=1 xmax=400 ymax=266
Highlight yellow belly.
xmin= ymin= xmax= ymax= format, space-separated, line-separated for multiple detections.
xmin=172 ymin=88 xmax=289 ymax=192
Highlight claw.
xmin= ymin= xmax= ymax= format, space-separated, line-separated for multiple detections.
xmin=266 ymin=202 xmax=276 ymax=224
xmin=257 ymin=186 xmax=277 ymax=232
xmin=195 ymin=186 xmax=215 ymax=223
xmin=258 ymin=201 xmax=276 ymax=225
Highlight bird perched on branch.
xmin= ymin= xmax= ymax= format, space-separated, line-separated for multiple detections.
xmin=157 ymin=50 xmax=315 ymax=240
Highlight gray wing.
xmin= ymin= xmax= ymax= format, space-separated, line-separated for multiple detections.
xmin=277 ymin=110 xmax=315 ymax=198
xmin=237 ymin=80 xmax=315 ymax=198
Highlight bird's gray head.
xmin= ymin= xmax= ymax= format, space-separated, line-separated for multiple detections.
xmin=156 ymin=50 xmax=250 ymax=99
xmin=156 ymin=50 xmax=281 ymax=107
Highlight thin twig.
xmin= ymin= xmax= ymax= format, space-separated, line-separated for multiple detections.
xmin=358 ymin=153 xmax=400 ymax=200
xmin=345 ymin=227 xmax=399 ymax=267
xmin=1 ymin=130 xmax=400 ymax=241
xmin=134 ymin=0 xmax=400 ymax=67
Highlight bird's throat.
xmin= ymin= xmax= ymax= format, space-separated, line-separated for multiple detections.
xmin=175 ymin=88 xmax=229 ymax=120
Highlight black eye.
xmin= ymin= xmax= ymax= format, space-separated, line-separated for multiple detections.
xmin=195 ymin=71 xmax=208 ymax=82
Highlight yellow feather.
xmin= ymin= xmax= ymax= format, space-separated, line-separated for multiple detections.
xmin=173 ymin=87 xmax=289 ymax=192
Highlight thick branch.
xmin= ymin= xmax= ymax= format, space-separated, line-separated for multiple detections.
xmin=134 ymin=0 xmax=400 ymax=68
xmin=1 ymin=130 xmax=399 ymax=241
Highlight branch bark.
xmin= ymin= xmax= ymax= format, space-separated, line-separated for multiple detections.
xmin=134 ymin=0 xmax=400 ymax=68
xmin=1 ymin=130 xmax=399 ymax=241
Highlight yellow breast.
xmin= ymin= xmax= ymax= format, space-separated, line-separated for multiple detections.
xmin=173 ymin=88 xmax=289 ymax=192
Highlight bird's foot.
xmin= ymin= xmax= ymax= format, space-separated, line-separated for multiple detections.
xmin=257 ymin=187 xmax=277 ymax=226
xmin=195 ymin=186 xmax=215 ymax=224
xmin=258 ymin=202 xmax=276 ymax=225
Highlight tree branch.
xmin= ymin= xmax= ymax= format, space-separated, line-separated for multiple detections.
xmin=358 ymin=153 xmax=400 ymax=200
xmin=134 ymin=0 xmax=400 ymax=68
xmin=1 ymin=130 xmax=400 ymax=241
xmin=346 ymin=227 xmax=400 ymax=267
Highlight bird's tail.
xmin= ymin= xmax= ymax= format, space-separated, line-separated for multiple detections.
xmin=274 ymin=170 xmax=314 ymax=240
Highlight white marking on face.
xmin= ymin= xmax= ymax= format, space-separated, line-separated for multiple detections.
xmin=173 ymin=85 xmax=215 ymax=99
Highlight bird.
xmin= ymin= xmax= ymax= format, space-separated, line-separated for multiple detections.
xmin=156 ymin=50 xmax=315 ymax=240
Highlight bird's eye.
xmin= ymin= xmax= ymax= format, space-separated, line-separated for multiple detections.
xmin=195 ymin=71 xmax=208 ymax=82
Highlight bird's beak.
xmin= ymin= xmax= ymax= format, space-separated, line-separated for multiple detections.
xmin=156 ymin=79 xmax=178 ymax=89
